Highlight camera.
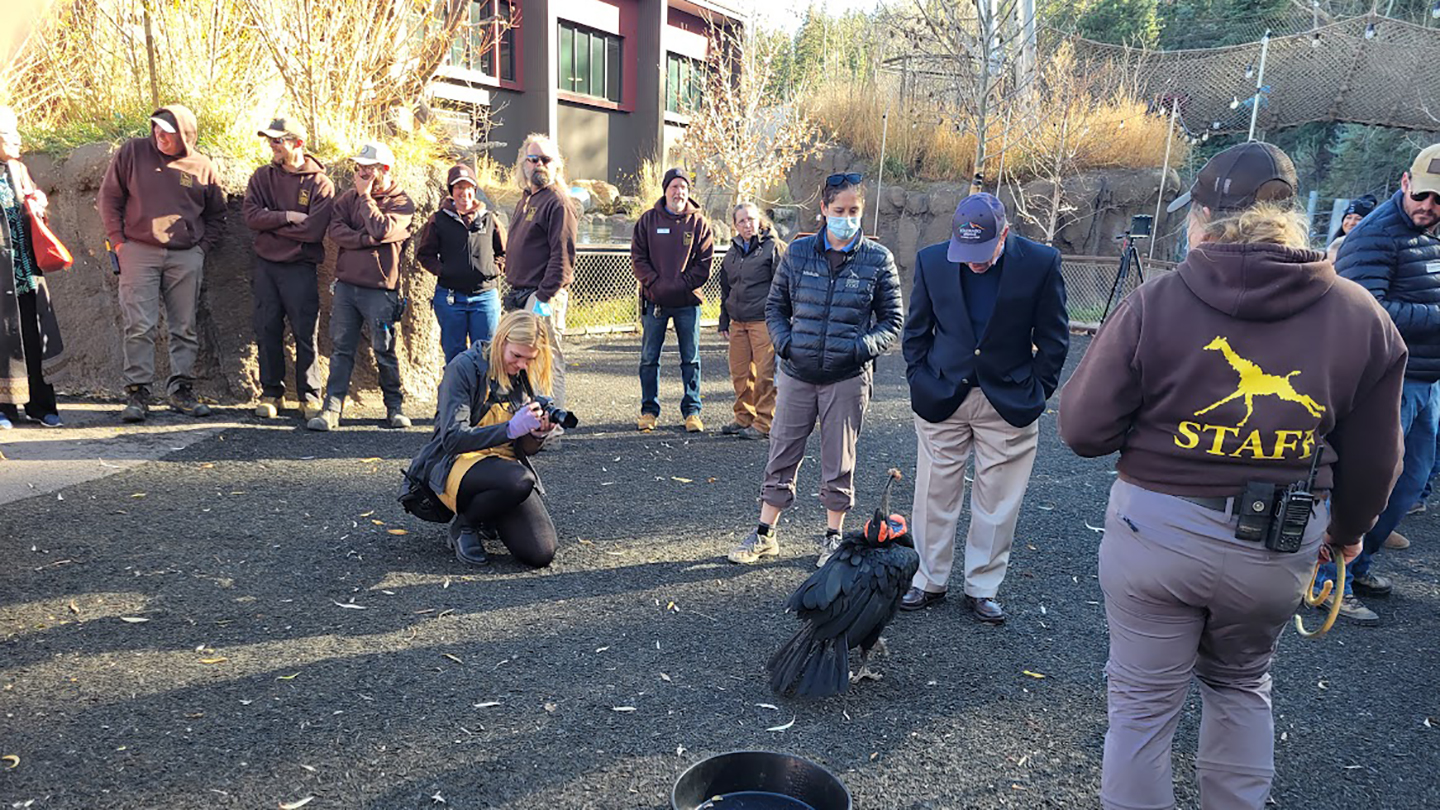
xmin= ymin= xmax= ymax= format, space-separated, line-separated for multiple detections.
xmin=534 ymin=395 xmax=578 ymax=430
xmin=1127 ymin=214 xmax=1153 ymax=239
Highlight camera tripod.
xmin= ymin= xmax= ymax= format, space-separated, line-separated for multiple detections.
xmin=1100 ymin=228 xmax=1149 ymax=325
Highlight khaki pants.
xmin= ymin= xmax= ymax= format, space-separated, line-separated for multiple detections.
xmin=1099 ymin=478 xmax=1325 ymax=810
xmin=761 ymin=367 xmax=871 ymax=513
xmin=116 ymin=241 xmax=203 ymax=394
xmin=910 ymin=388 xmax=1039 ymax=598
xmin=726 ymin=320 xmax=776 ymax=432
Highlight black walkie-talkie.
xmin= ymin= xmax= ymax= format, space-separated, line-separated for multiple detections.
xmin=1265 ymin=437 xmax=1325 ymax=554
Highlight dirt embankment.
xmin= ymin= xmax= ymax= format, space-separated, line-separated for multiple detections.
xmin=25 ymin=143 xmax=457 ymax=406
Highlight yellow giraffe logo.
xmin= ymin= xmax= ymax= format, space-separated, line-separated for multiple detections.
xmin=1194 ymin=336 xmax=1327 ymax=427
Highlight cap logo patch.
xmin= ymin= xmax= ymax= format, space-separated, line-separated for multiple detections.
xmin=1428 ymin=158 xmax=1440 ymax=173
xmin=957 ymin=221 xmax=987 ymax=242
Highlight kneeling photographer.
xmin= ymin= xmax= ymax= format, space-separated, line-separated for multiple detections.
xmin=402 ymin=310 xmax=573 ymax=567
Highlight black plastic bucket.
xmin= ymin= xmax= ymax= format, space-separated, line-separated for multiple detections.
xmin=671 ymin=750 xmax=851 ymax=810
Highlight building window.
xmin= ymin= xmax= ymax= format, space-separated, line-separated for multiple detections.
xmin=666 ymin=53 xmax=704 ymax=114
xmin=559 ymin=20 xmax=622 ymax=104
xmin=443 ymin=0 xmax=517 ymax=83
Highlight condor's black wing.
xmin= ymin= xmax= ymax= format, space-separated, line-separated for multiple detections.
xmin=785 ymin=539 xmax=920 ymax=650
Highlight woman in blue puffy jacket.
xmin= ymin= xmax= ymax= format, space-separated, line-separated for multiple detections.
xmin=726 ymin=172 xmax=904 ymax=565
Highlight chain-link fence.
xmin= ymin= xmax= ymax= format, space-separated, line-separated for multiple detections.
xmin=557 ymin=246 xmax=1172 ymax=336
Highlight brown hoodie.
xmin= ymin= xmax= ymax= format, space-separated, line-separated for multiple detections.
xmin=241 ymin=154 xmax=335 ymax=265
xmin=1058 ymin=243 xmax=1407 ymax=545
xmin=505 ymin=185 xmax=577 ymax=302
xmin=327 ymin=183 xmax=415 ymax=290
xmin=98 ymin=105 xmax=227 ymax=253
xmin=631 ymin=197 xmax=715 ymax=308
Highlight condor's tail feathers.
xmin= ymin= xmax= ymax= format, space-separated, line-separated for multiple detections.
xmin=767 ymin=625 xmax=850 ymax=698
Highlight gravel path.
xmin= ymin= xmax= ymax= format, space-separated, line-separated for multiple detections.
xmin=2 ymin=334 xmax=1437 ymax=809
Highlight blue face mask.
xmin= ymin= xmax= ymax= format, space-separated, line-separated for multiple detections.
xmin=826 ymin=215 xmax=861 ymax=243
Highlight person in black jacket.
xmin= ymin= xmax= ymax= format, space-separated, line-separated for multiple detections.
xmin=402 ymin=310 xmax=559 ymax=568
xmin=727 ymin=173 xmax=903 ymax=566
xmin=1315 ymin=143 xmax=1440 ymax=625
xmin=898 ymin=193 xmax=1069 ymax=623
xmin=415 ymin=164 xmax=506 ymax=363
xmin=718 ymin=202 xmax=784 ymax=440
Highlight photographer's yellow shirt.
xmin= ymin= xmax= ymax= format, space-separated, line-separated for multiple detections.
xmin=439 ymin=401 xmax=518 ymax=511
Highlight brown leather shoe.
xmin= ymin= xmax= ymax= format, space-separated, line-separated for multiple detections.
xmin=900 ymin=586 xmax=945 ymax=611
xmin=965 ymin=595 xmax=1006 ymax=624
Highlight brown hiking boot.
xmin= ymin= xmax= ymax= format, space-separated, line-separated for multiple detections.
xmin=169 ymin=384 xmax=211 ymax=417
xmin=121 ymin=385 xmax=150 ymax=423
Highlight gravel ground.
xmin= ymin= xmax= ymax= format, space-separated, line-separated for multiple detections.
xmin=2 ymin=333 xmax=1438 ymax=809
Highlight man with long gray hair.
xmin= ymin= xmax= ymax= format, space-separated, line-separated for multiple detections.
xmin=504 ymin=134 xmax=577 ymax=409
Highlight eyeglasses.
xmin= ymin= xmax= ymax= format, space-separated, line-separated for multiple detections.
xmin=267 ymin=136 xmax=294 ymax=146
xmin=525 ymin=155 xmax=554 ymax=165
xmin=826 ymin=172 xmax=863 ymax=187
xmin=1409 ymin=191 xmax=1440 ymax=206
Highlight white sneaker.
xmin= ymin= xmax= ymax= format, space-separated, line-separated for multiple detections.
xmin=816 ymin=532 xmax=843 ymax=568
xmin=726 ymin=529 xmax=779 ymax=564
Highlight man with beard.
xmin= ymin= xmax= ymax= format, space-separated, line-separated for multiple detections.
xmin=503 ymin=134 xmax=577 ymax=410
xmin=242 ymin=117 xmax=335 ymax=421
xmin=1314 ymin=143 xmax=1440 ymax=624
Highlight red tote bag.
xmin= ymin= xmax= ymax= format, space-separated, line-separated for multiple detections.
xmin=23 ymin=197 xmax=71 ymax=272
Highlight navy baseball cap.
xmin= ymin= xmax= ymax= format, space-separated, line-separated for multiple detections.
xmin=948 ymin=193 xmax=1007 ymax=263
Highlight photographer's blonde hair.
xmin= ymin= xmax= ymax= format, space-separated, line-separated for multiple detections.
xmin=488 ymin=310 xmax=554 ymax=396
xmin=1189 ymin=202 xmax=1311 ymax=249
xmin=512 ymin=133 xmax=569 ymax=196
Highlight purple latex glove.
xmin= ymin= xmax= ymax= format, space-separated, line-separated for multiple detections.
xmin=506 ymin=403 xmax=543 ymax=439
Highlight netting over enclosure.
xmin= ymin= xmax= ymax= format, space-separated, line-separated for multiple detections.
xmin=1073 ymin=15 xmax=1440 ymax=136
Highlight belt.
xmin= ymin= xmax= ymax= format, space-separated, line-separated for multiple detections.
xmin=1176 ymin=494 xmax=1236 ymax=514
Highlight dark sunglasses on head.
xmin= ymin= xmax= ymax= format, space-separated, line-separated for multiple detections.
xmin=826 ymin=172 xmax=863 ymax=187
xmin=526 ymin=154 xmax=554 ymax=165
xmin=1409 ymin=190 xmax=1440 ymax=205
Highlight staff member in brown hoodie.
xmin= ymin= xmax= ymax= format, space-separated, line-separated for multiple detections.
xmin=631 ymin=168 xmax=715 ymax=433
xmin=242 ymin=117 xmax=335 ymax=421
xmin=98 ymin=104 xmax=226 ymax=422
xmin=1058 ymin=142 xmax=1405 ymax=810
xmin=504 ymin=134 xmax=577 ymax=411
xmin=308 ymin=141 xmax=415 ymax=432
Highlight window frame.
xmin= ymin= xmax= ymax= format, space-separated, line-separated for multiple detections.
xmin=557 ymin=19 xmax=622 ymax=107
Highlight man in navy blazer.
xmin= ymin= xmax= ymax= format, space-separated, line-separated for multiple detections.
xmin=899 ymin=193 xmax=1069 ymax=623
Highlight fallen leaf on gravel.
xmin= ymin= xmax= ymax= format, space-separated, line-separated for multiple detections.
xmin=2 ymin=755 xmax=18 ymax=769
xmin=130 ymin=492 xmax=146 ymax=498
xmin=612 ymin=706 xmax=637 ymax=712
xmin=359 ymin=511 xmax=374 ymax=517
xmin=200 ymin=463 xmax=214 ymax=469
xmin=442 ymin=653 xmax=464 ymax=665
xmin=278 ymin=796 xmax=315 ymax=809
xmin=276 ymin=673 xmax=300 ymax=680
xmin=370 ymin=519 xmax=385 ymax=526
xmin=473 ymin=701 xmax=501 ymax=708
xmin=1317 ymin=680 xmax=1328 ymax=690
xmin=671 ymin=477 xmax=693 ymax=483
xmin=1084 ymin=522 xmax=1105 ymax=533
xmin=359 ymin=457 xmax=382 ymax=463
xmin=120 ymin=617 xmax=149 ymax=623
xmin=1022 ymin=670 xmax=1046 ymax=679
xmin=870 ymin=752 xmax=879 ymax=761
xmin=387 ymin=529 xmax=408 ymax=535
xmin=199 ymin=657 xmax=228 ymax=665
xmin=68 ymin=600 xmax=79 ymax=614
xmin=1035 ymin=504 xmax=1054 ymax=511
xmin=578 ymin=538 xmax=594 ymax=544
xmin=431 ymin=792 xmax=446 ymax=805
xmin=544 ymin=702 xmax=557 ymax=712
xmin=299 ymin=764 xmax=316 ymax=772
xmin=331 ymin=600 xmax=367 ymax=610
xmin=1425 ymin=718 xmax=1433 ymax=728
xmin=659 ymin=673 xmax=671 ymax=682
xmin=596 ymin=646 xmax=610 ymax=653
xmin=766 ymin=718 xmax=796 ymax=732
xmin=756 ymin=703 xmax=779 ymax=710
xmin=707 ymin=477 xmax=717 ymax=483
xmin=677 ymin=745 xmax=686 ymax=756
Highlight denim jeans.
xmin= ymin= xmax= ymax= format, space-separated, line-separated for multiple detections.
xmin=324 ymin=281 xmax=403 ymax=413
xmin=433 ymin=287 xmax=499 ymax=364
xmin=639 ymin=302 xmax=701 ymax=418
xmin=1316 ymin=378 xmax=1438 ymax=595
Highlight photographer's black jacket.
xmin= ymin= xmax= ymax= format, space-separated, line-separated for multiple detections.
xmin=1335 ymin=190 xmax=1440 ymax=382
xmin=402 ymin=342 xmax=547 ymax=500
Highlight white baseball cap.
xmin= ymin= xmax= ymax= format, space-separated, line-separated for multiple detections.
xmin=149 ymin=115 xmax=177 ymax=134
xmin=352 ymin=141 xmax=395 ymax=167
